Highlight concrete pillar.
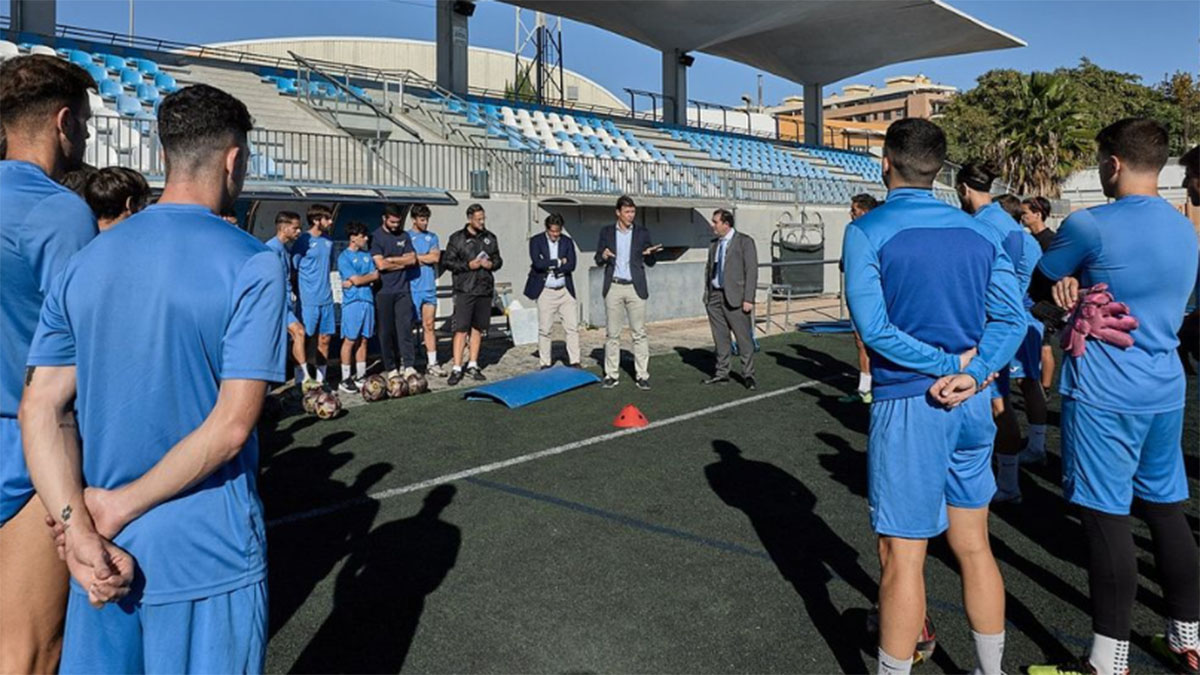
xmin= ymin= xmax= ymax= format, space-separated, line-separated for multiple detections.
xmin=436 ymin=1 xmax=471 ymax=96
xmin=803 ymin=82 xmax=824 ymax=146
xmin=661 ymin=49 xmax=689 ymax=126
xmin=10 ymin=0 xmax=56 ymax=35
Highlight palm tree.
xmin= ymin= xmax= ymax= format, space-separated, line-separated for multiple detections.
xmin=994 ymin=72 xmax=1093 ymax=197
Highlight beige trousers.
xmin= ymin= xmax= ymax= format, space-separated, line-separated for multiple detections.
xmin=604 ymin=283 xmax=649 ymax=381
xmin=536 ymin=286 xmax=580 ymax=366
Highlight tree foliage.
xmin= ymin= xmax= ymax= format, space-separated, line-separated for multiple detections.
xmin=940 ymin=58 xmax=1198 ymax=196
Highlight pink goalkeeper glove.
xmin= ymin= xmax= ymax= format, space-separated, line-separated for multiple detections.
xmin=1060 ymin=283 xmax=1139 ymax=357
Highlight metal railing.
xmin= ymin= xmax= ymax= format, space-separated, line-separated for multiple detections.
xmin=87 ymin=116 xmax=954 ymax=207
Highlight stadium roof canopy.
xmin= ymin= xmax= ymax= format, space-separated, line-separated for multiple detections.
xmin=501 ymin=0 xmax=1024 ymax=86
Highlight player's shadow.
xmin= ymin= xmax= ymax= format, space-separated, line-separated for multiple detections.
xmin=290 ymin=485 xmax=462 ymax=674
xmin=772 ymin=344 xmax=867 ymax=435
xmin=259 ymin=429 xmax=392 ymax=639
xmin=704 ymin=440 xmax=877 ymax=673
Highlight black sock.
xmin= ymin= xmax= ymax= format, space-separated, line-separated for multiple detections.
xmin=1079 ymin=506 xmax=1137 ymax=639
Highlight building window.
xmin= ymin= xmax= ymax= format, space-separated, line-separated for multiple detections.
xmin=883 ymin=111 xmax=892 ymax=121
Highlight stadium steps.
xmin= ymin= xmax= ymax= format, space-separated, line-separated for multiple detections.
xmin=180 ymin=62 xmax=335 ymax=137
xmin=627 ymin=127 xmax=728 ymax=169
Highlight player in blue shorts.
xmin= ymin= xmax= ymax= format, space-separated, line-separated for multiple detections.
xmin=0 ymin=54 xmax=98 ymax=674
xmin=22 ymin=84 xmax=284 ymax=674
xmin=337 ymin=222 xmax=379 ymax=393
xmin=265 ymin=211 xmax=310 ymax=392
xmin=293 ymin=204 xmax=336 ymax=385
xmin=1028 ymin=120 xmax=1199 ymax=675
xmin=955 ymin=165 xmax=1048 ymax=504
xmin=838 ymin=193 xmax=880 ymax=405
xmin=408 ymin=203 xmax=446 ymax=376
xmin=843 ymin=119 xmax=1025 ymax=675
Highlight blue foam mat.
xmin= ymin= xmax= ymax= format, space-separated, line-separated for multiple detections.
xmin=463 ymin=365 xmax=601 ymax=408
xmin=796 ymin=319 xmax=854 ymax=334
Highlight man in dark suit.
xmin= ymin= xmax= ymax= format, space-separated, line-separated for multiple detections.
xmin=703 ymin=208 xmax=759 ymax=389
xmin=595 ymin=195 xmax=661 ymax=390
xmin=524 ymin=213 xmax=580 ymax=368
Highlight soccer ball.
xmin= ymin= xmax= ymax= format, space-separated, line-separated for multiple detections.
xmin=301 ymin=379 xmax=323 ymax=395
xmin=405 ymin=372 xmax=429 ymax=395
xmin=314 ymin=391 xmax=342 ymax=420
xmin=302 ymin=388 xmax=323 ymax=415
xmin=387 ymin=373 xmax=409 ymax=399
xmin=360 ymin=374 xmax=387 ymax=402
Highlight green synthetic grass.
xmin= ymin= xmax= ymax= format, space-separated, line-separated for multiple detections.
xmin=259 ymin=332 xmax=1198 ymax=674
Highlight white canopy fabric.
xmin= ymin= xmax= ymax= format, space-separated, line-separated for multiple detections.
xmin=502 ymin=0 xmax=1024 ymax=85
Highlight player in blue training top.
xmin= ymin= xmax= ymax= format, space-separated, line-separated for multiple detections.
xmin=337 ymin=221 xmax=380 ymax=393
xmin=22 ymin=84 xmax=286 ymax=674
xmin=293 ymin=203 xmax=336 ymax=385
xmin=955 ymin=164 xmax=1048 ymax=505
xmin=265 ymin=211 xmax=309 ymax=392
xmin=408 ymin=203 xmax=445 ymax=376
xmin=0 ymin=54 xmax=98 ymax=675
xmin=1027 ymin=120 xmax=1199 ymax=675
xmin=843 ymin=118 xmax=1025 ymax=675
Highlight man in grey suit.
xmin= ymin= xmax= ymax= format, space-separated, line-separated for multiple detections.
xmin=703 ymin=208 xmax=759 ymax=390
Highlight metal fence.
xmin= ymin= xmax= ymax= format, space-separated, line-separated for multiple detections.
xmin=86 ymin=116 xmax=955 ymax=206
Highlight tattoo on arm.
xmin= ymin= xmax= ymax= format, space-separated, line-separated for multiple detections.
xmin=61 ymin=503 xmax=73 ymax=531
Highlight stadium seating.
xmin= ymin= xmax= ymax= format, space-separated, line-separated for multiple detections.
xmin=0 ymin=40 xmax=19 ymax=60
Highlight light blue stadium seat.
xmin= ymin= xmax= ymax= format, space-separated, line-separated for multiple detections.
xmin=67 ymin=49 xmax=93 ymax=67
xmin=99 ymin=79 xmax=122 ymax=101
xmin=154 ymin=72 xmax=178 ymax=91
xmin=445 ymin=99 xmax=464 ymax=113
xmin=119 ymin=68 xmax=142 ymax=87
xmin=136 ymin=83 xmax=159 ymax=103
xmin=84 ymin=63 xmax=107 ymax=85
xmin=132 ymin=58 xmax=158 ymax=75
xmin=95 ymin=53 xmax=125 ymax=71
xmin=116 ymin=94 xmax=142 ymax=117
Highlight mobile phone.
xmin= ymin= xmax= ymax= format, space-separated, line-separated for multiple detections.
xmin=1031 ymin=300 xmax=1069 ymax=329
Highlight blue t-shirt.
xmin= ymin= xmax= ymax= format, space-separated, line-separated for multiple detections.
xmin=28 ymin=203 xmax=287 ymax=604
xmin=974 ymin=202 xmax=1042 ymax=312
xmin=0 ymin=161 xmax=97 ymax=418
xmin=337 ymin=248 xmax=375 ymax=305
xmin=408 ymin=228 xmax=440 ymax=295
xmin=1037 ymin=195 xmax=1198 ymax=413
xmin=292 ymin=231 xmax=334 ymax=306
xmin=843 ymin=188 xmax=1026 ymax=401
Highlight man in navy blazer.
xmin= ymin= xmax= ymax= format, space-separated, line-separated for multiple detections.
xmin=594 ymin=195 xmax=661 ymax=390
xmin=524 ymin=213 xmax=580 ymax=368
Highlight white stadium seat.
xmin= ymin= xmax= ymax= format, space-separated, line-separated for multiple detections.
xmin=30 ymin=45 xmax=56 ymax=57
xmin=501 ymin=106 xmax=517 ymax=127
xmin=0 ymin=40 xmax=19 ymax=60
xmin=560 ymin=140 xmax=579 ymax=157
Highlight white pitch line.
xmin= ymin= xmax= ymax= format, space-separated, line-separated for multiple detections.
xmin=268 ymin=374 xmax=846 ymax=527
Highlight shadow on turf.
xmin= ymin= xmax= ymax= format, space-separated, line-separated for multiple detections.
xmin=704 ymin=440 xmax=878 ymax=673
xmin=288 ymin=484 xmax=462 ymax=674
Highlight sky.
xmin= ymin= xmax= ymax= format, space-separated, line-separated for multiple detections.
xmin=51 ymin=0 xmax=1200 ymax=107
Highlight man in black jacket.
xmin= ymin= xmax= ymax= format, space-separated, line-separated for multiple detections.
xmin=441 ymin=204 xmax=502 ymax=385
xmin=595 ymin=195 xmax=661 ymax=390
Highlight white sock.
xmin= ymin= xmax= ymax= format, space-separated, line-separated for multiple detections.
xmin=1028 ymin=424 xmax=1046 ymax=453
xmin=997 ymin=454 xmax=1020 ymax=494
xmin=1088 ymin=634 xmax=1130 ymax=675
xmin=468 ymin=361 xmax=479 ymax=370
xmin=858 ymin=372 xmax=872 ymax=394
xmin=341 ymin=364 xmax=351 ymax=381
xmin=317 ymin=364 xmax=327 ymax=382
xmin=295 ymin=365 xmax=307 ymax=386
xmin=1168 ymin=618 xmax=1200 ymax=652
xmin=356 ymin=361 xmax=367 ymax=379
xmin=404 ymin=366 xmax=417 ymax=377
xmin=970 ymin=630 xmax=1004 ymax=675
xmin=427 ymin=351 xmax=438 ymax=366
xmin=877 ymin=647 xmax=913 ymax=675
xmin=452 ymin=365 xmax=462 ymax=373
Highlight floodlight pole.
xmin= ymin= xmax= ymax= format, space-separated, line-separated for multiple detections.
xmin=128 ymin=0 xmax=134 ymax=46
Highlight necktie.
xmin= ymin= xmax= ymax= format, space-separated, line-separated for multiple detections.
xmin=715 ymin=239 xmax=726 ymax=287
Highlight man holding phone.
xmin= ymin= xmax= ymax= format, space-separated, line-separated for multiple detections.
xmin=441 ymin=204 xmax=502 ymax=386
xmin=595 ymin=195 xmax=661 ymax=390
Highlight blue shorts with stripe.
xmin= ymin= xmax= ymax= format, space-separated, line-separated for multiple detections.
xmin=0 ymin=417 xmax=32 ymax=526
xmin=340 ymin=301 xmax=375 ymax=340
xmin=869 ymin=392 xmax=996 ymax=538
xmin=1008 ymin=322 xmax=1044 ymax=381
xmin=302 ymin=302 xmax=335 ymax=336
xmin=1060 ymin=398 xmax=1187 ymax=515
xmin=60 ymin=580 xmax=267 ymax=674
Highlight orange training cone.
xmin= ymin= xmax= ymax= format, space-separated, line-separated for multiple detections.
xmin=613 ymin=404 xmax=649 ymax=428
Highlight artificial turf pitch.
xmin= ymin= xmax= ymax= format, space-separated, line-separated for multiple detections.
xmin=259 ymin=331 xmax=1198 ymax=674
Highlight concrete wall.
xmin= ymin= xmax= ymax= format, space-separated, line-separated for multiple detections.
xmin=244 ymin=194 xmax=854 ymax=326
